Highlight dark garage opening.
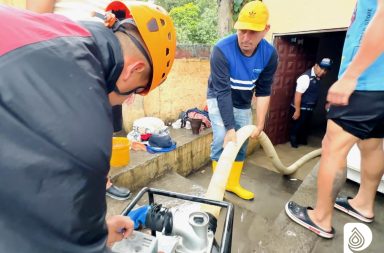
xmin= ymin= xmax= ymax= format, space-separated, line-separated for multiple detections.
xmin=265 ymin=30 xmax=347 ymax=145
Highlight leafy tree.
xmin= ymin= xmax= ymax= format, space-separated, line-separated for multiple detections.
xmin=150 ymin=0 xmax=220 ymax=44
xmin=169 ymin=3 xmax=199 ymax=44
xmin=194 ymin=7 xmax=219 ymax=44
xmin=154 ymin=0 xmax=191 ymax=12
xmin=168 ymin=2 xmax=219 ymax=45
xmin=232 ymin=0 xmax=252 ymax=21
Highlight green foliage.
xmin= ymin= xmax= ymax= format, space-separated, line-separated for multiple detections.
xmin=233 ymin=0 xmax=244 ymax=13
xmin=232 ymin=0 xmax=252 ymax=22
xmin=168 ymin=2 xmax=219 ymax=45
xmin=194 ymin=7 xmax=219 ymax=44
xmin=169 ymin=3 xmax=199 ymax=44
xmin=154 ymin=0 xmax=191 ymax=12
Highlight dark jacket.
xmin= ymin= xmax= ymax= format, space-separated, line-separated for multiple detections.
xmin=300 ymin=69 xmax=321 ymax=108
xmin=0 ymin=5 xmax=123 ymax=253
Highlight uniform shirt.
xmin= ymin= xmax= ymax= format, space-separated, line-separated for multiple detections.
xmin=293 ymin=68 xmax=321 ymax=108
xmin=207 ymin=34 xmax=278 ymax=130
xmin=0 ymin=6 xmax=123 ymax=253
xmin=295 ymin=67 xmax=316 ymax=93
xmin=339 ymin=0 xmax=384 ymax=91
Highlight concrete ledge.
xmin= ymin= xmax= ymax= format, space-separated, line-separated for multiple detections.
xmin=109 ymin=125 xmax=261 ymax=192
xmin=109 ymin=128 xmax=213 ymax=191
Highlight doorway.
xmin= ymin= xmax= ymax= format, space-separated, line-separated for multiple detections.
xmin=264 ymin=30 xmax=347 ymax=145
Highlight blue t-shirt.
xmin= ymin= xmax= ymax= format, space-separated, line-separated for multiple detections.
xmin=339 ymin=0 xmax=384 ymax=91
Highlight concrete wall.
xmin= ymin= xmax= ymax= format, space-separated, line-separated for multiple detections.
xmin=123 ymin=57 xmax=211 ymax=132
xmin=110 ymin=129 xmax=213 ymax=190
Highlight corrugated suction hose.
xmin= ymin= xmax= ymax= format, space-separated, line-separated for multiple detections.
xmin=202 ymin=125 xmax=321 ymax=219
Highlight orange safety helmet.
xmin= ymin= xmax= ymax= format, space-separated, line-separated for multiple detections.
xmin=106 ymin=1 xmax=176 ymax=95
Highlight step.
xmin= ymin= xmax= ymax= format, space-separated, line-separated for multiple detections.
xmin=108 ymin=126 xmax=260 ymax=192
xmin=255 ymin=163 xmax=384 ymax=253
xmin=108 ymin=128 xmax=212 ymax=193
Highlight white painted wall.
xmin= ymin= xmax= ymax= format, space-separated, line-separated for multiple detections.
xmin=264 ymin=0 xmax=356 ymax=41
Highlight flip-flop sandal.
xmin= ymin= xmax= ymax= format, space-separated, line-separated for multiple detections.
xmin=285 ymin=201 xmax=335 ymax=239
xmin=334 ymin=197 xmax=374 ymax=223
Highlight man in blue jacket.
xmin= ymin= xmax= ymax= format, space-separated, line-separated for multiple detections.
xmin=0 ymin=1 xmax=176 ymax=252
xmin=206 ymin=1 xmax=278 ymax=200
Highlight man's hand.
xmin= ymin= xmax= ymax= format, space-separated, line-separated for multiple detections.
xmin=250 ymin=125 xmax=262 ymax=139
xmin=327 ymin=77 xmax=357 ymax=106
xmin=223 ymin=129 xmax=237 ymax=148
xmin=292 ymin=109 xmax=300 ymax=120
xmin=106 ymin=215 xmax=134 ymax=247
xmin=91 ymin=11 xmax=116 ymax=28
xmin=104 ymin=12 xmax=117 ymax=28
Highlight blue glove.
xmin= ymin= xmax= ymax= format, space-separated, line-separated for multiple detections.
xmin=127 ymin=205 xmax=151 ymax=229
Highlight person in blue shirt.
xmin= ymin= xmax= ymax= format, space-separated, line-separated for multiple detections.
xmin=286 ymin=0 xmax=384 ymax=239
xmin=290 ymin=58 xmax=332 ymax=148
xmin=206 ymin=1 xmax=278 ymax=200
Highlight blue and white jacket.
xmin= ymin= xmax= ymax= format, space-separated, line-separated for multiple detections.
xmin=207 ymin=34 xmax=278 ymax=130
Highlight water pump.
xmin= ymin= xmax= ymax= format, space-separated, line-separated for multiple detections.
xmin=111 ymin=187 xmax=233 ymax=253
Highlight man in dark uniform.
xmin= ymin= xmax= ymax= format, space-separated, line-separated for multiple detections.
xmin=0 ymin=1 xmax=176 ymax=252
xmin=290 ymin=58 xmax=332 ymax=148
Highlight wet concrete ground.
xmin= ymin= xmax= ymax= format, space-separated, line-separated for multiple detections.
xmin=188 ymin=134 xmax=384 ymax=253
xmin=187 ymin=137 xmax=322 ymax=252
xmin=107 ymin=132 xmax=384 ymax=252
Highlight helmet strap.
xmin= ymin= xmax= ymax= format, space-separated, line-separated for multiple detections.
xmin=94 ymin=13 xmax=153 ymax=95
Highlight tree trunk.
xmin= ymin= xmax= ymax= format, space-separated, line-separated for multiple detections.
xmin=217 ymin=0 xmax=233 ymax=37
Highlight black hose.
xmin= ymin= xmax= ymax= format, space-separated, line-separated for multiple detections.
xmin=145 ymin=203 xmax=173 ymax=235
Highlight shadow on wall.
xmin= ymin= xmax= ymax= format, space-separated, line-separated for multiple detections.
xmin=123 ymin=45 xmax=212 ymax=132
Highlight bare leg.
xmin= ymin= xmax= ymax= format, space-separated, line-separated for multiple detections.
xmin=308 ymin=120 xmax=359 ymax=230
xmin=349 ymin=138 xmax=384 ymax=218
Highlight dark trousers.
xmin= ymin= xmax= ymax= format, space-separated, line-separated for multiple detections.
xmin=290 ymin=106 xmax=313 ymax=145
xmin=112 ymin=105 xmax=122 ymax=132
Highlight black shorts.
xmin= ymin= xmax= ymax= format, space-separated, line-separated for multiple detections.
xmin=327 ymin=91 xmax=384 ymax=139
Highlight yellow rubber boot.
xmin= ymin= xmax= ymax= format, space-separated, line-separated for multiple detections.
xmin=212 ymin=161 xmax=254 ymax=200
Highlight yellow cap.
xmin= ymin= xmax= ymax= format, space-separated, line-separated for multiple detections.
xmin=234 ymin=1 xmax=269 ymax=31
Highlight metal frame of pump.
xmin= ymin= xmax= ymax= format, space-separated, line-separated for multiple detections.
xmin=121 ymin=187 xmax=234 ymax=253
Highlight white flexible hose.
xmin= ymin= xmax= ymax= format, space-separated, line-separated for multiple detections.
xmin=201 ymin=125 xmax=322 ymax=218
xmin=257 ymin=131 xmax=322 ymax=175
xmin=202 ymin=125 xmax=256 ymax=218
